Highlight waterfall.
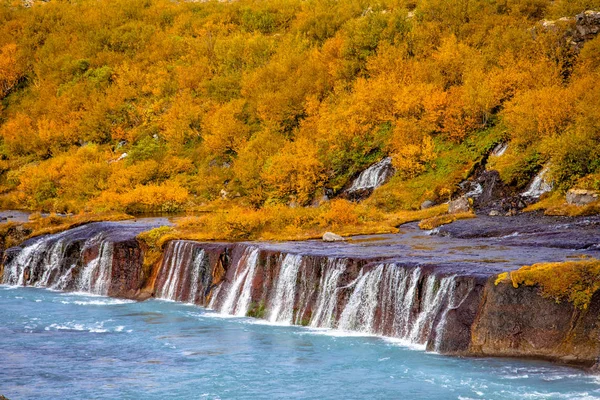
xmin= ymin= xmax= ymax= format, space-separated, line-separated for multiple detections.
xmin=155 ymin=241 xmax=208 ymax=303
xmin=384 ymin=267 xmax=421 ymax=338
xmin=4 ymin=239 xmax=45 ymax=286
xmin=76 ymin=239 xmax=114 ymax=295
xmin=205 ymin=249 xmax=466 ymax=348
xmin=433 ymin=279 xmax=474 ymax=352
xmin=308 ymin=259 xmax=346 ymax=328
xmin=491 ymin=142 xmax=508 ymax=157
xmin=218 ymin=247 xmax=260 ymax=316
xmin=347 ymin=157 xmax=394 ymax=192
xmin=268 ymin=254 xmax=303 ymax=324
xmin=521 ymin=167 xmax=553 ymax=199
xmin=2 ymin=229 xmax=117 ymax=296
xmin=2 ymin=224 xmax=478 ymax=351
xmin=338 ymin=265 xmax=386 ymax=333
xmin=187 ymin=249 xmax=206 ymax=304
xmin=333 ymin=264 xmax=460 ymax=347
xmin=407 ymin=275 xmax=454 ymax=344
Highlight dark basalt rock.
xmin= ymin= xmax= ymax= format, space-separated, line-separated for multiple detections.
xmin=429 ymin=275 xmax=487 ymax=354
xmin=109 ymin=238 xmax=146 ymax=299
xmin=4 ymin=215 xmax=600 ymax=368
xmin=470 ymin=280 xmax=600 ymax=367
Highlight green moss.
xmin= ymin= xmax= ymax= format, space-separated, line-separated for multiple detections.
xmin=247 ymin=301 xmax=267 ymax=319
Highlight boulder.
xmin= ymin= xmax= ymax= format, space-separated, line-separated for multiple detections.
xmin=420 ymin=200 xmax=435 ymax=210
xmin=574 ymin=10 xmax=600 ymax=44
xmin=448 ymin=196 xmax=470 ymax=214
xmin=566 ymin=189 xmax=599 ymax=206
xmin=322 ymin=232 xmax=344 ymax=242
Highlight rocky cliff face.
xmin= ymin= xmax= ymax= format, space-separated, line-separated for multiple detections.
xmin=2 ymin=215 xmax=600 ymax=368
xmin=573 ymin=10 xmax=600 ymax=49
xmin=1 ymin=221 xmax=164 ymax=299
xmin=471 ymin=281 xmax=600 ymax=367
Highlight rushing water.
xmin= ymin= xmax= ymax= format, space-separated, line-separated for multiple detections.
xmin=1 ymin=286 xmax=599 ymax=400
xmin=521 ymin=167 xmax=553 ymax=199
xmin=347 ymin=157 xmax=394 ymax=192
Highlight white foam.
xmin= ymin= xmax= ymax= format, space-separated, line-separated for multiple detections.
xmin=61 ymin=291 xmax=104 ymax=298
xmin=44 ymin=320 xmax=124 ymax=333
xmin=382 ymin=336 xmax=428 ymax=351
xmin=72 ymin=299 xmax=134 ymax=306
xmin=296 ymin=328 xmax=374 ymax=338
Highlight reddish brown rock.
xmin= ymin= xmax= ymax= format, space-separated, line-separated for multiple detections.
xmin=469 ymin=280 xmax=600 ymax=367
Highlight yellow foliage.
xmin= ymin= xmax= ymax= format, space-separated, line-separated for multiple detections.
xmin=319 ymin=199 xmax=359 ymax=228
xmin=0 ymin=43 xmax=23 ymax=98
xmin=507 ymin=259 xmax=600 ymax=310
xmin=418 ymin=211 xmax=475 ymax=230
xmin=503 ymin=86 xmax=575 ymax=146
xmin=389 ymin=120 xmax=436 ymax=178
xmin=94 ymin=182 xmax=189 ymax=213
xmin=202 ymin=99 xmax=251 ymax=161
xmin=495 ymin=272 xmax=509 ymax=286
xmin=0 ymin=0 xmax=598 ymax=222
xmin=261 ymin=136 xmax=326 ymax=205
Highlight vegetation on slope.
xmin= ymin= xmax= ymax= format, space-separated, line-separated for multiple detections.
xmin=0 ymin=0 xmax=599 ymax=225
xmin=496 ymin=258 xmax=600 ymax=309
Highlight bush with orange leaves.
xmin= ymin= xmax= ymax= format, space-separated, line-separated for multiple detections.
xmin=94 ymin=183 xmax=189 ymax=214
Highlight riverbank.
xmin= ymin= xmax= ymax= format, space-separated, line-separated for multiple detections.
xmin=2 ymin=213 xmax=599 ymax=369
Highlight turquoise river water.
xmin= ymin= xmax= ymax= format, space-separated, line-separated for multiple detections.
xmin=1 ymin=286 xmax=599 ymax=399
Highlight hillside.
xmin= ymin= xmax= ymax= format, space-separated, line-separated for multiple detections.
xmin=0 ymin=0 xmax=599 ymax=236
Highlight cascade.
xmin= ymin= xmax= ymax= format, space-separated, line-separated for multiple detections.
xmin=217 ymin=247 xmax=260 ymax=316
xmin=337 ymin=265 xmax=386 ymax=333
xmin=76 ymin=238 xmax=114 ymax=295
xmin=206 ymin=249 xmax=467 ymax=347
xmin=187 ymin=249 xmax=207 ymax=304
xmin=3 ymin=229 xmax=116 ymax=295
xmin=407 ymin=275 xmax=454 ymax=344
xmin=155 ymin=241 xmax=208 ymax=303
xmin=491 ymin=142 xmax=508 ymax=157
xmin=521 ymin=167 xmax=553 ymax=199
xmin=308 ymin=259 xmax=346 ymax=328
xmin=1 ymin=222 xmax=158 ymax=297
xmin=4 ymin=239 xmax=46 ymax=286
xmin=2 ymin=226 xmax=473 ymax=350
xmin=347 ymin=157 xmax=394 ymax=192
xmin=433 ymin=279 xmax=475 ymax=352
xmin=268 ymin=254 xmax=303 ymax=323
xmin=382 ymin=267 xmax=421 ymax=338
xmin=333 ymin=264 xmax=461 ymax=346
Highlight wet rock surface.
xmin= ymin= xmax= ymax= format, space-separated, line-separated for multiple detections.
xmin=434 ymin=212 xmax=600 ymax=250
xmin=3 ymin=214 xmax=600 ymax=367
